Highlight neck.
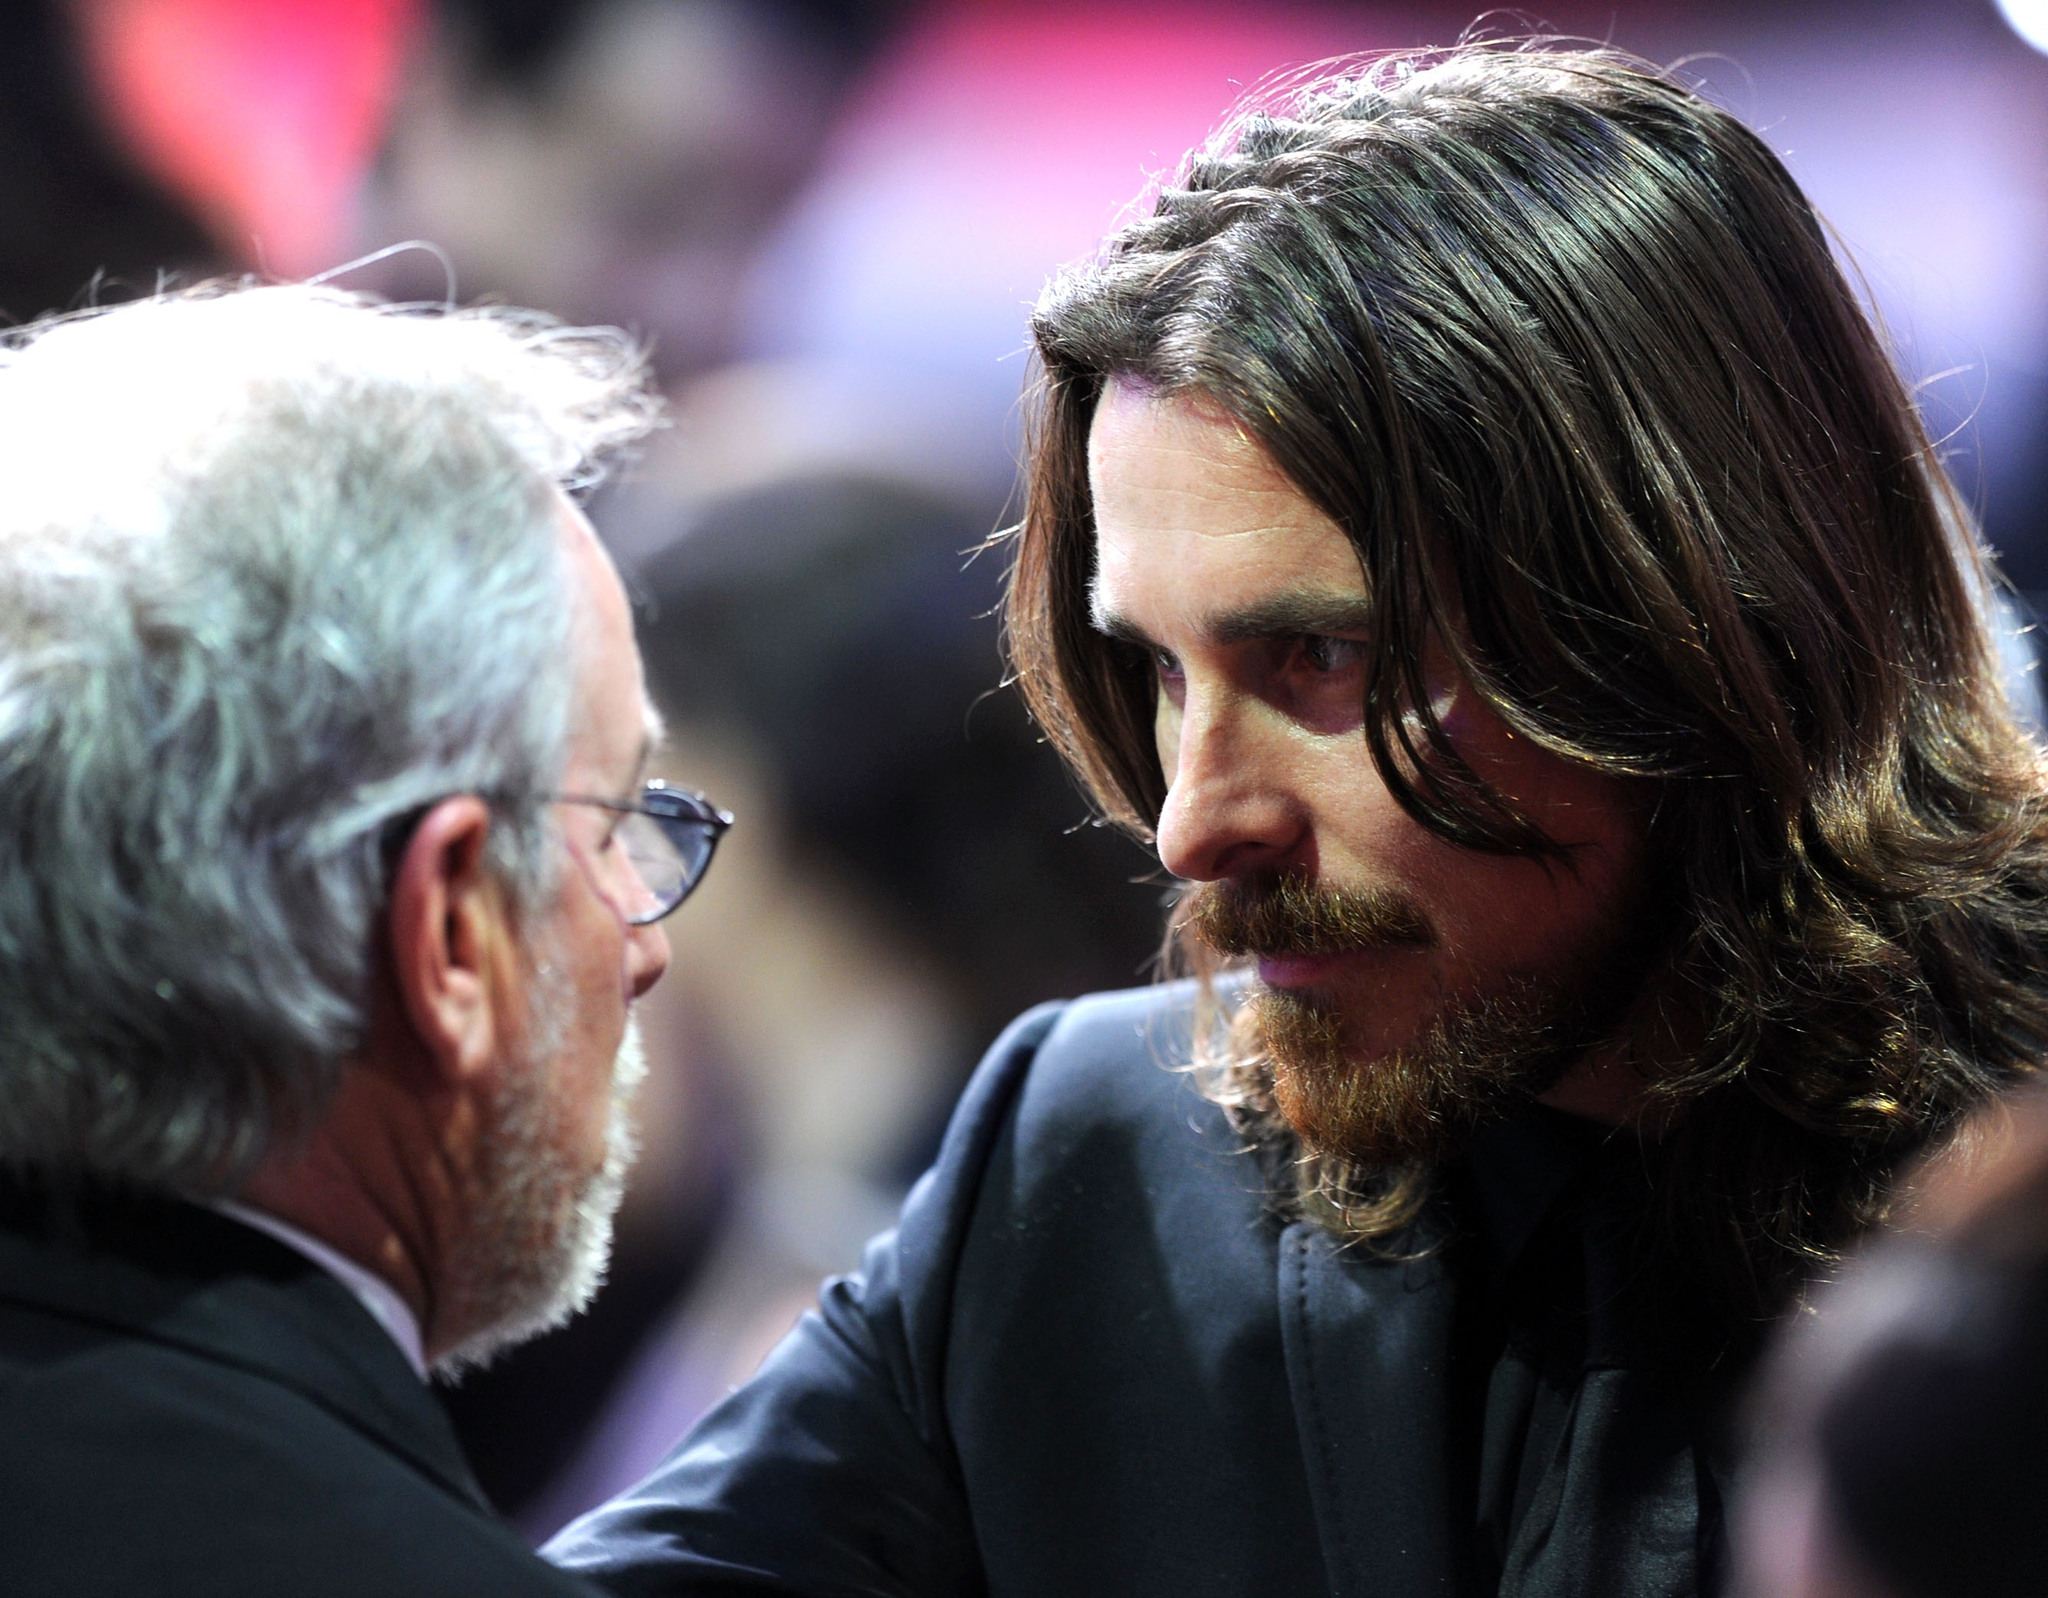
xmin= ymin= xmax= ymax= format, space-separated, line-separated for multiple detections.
xmin=236 ymin=1052 xmax=466 ymax=1353
xmin=1536 ymin=981 xmax=1698 ymax=1136
xmin=1539 ymin=1046 xmax=1656 ymax=1127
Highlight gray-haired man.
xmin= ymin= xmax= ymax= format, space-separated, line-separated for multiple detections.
xmin=0 ymin=284 xmax=729 ymax=1596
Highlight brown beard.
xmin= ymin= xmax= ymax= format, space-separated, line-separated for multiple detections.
xmin=1187 ymin=870 xmax=1631 ymax=1170
xmin=1251 ymin=980 xmax=1578 ymax=1168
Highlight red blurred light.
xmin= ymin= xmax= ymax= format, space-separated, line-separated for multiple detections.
xmin=74 ymin=0 xmax=420 ymax=275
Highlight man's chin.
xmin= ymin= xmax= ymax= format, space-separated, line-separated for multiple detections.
xmin=430 ymin=1017 xmax=648 ymax=1380
xmin=1253 ymin=980 xmax=1576 ymax=1172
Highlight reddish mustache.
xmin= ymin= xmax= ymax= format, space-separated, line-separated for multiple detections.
xmin=1185 ymin=872 xmax=1436 ymax=957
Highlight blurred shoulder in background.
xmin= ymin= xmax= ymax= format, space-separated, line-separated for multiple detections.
xmin=1741 ymin=1079 xmax=2048 ymax=1598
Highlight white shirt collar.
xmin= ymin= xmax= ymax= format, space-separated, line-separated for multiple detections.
xmin=209 ymin=1199 xmax=428 ymax=1380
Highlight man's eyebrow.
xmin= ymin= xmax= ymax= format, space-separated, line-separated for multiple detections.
xmin=1091 ymin=606 xmax=1158 ymax=651
xmin=1090 ymin=589 xmax=1375 ymax=650
xmin=1208 ymin=591 xmax=1375 ymax=644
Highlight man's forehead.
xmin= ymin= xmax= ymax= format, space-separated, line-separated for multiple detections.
xmin=1089 ymin=519 xmax=1375 ymax=644
xmin=1087 ymin=475 xmax=1374 ymax=650
xmin=1087 ymin=379 xmax=1370 ymax=614
xmin=1088 ymin=380 xmax=1289 ymax=500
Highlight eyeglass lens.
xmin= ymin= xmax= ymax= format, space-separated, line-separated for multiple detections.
xmin=613 ymin=798 xmax=724 ymax=925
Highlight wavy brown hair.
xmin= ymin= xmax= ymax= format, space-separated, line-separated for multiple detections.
xmin=1004 ymin=44 xmax=2048 ymax=1320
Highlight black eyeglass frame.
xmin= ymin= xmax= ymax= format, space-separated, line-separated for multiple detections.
xmin=546 ymin=780 xmax=734 ymax=925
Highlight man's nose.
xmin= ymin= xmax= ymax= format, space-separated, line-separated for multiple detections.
xmin=626 ymin=919 xmax=670 ymax=1001
xmin=1154 ymin=691 xmax=1306 ymax=882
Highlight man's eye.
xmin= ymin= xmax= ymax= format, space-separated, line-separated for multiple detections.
xmin=1300 ymin=635 xmax=1364 ymax=673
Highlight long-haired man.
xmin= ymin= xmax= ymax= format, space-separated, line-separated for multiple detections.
xmin=551 ymin=45 xmax=2048 ymax=1596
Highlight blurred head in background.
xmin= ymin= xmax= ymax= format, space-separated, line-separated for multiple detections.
xmin=358 ymin=0 xmax=896 ymax=384
xmin=639 ymin=474 xmax=1167 ymax=1078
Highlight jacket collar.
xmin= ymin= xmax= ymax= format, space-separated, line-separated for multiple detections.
xmin=0 ymin=1175 xmax=489 ymax=1512
xmin=1278 ymin=1205 xmax=1462 ymax=1598
xmin=1275 ymin=1110 xmax=1720 ymax=1598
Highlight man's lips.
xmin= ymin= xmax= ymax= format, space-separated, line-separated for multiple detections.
xmin=1256 ymin=943 xmax=1430 ymax=990
xmin=1257 ymin=952 xmax=1346 ymax=989
xmin=1256 ymin=950 xmax=1367 ymax=989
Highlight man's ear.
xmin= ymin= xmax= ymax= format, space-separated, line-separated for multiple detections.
xmin=385 ymin=797 xmax=517 ymax=1085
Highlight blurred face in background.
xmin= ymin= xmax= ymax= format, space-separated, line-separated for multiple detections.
xmin=366 ymin=0 xmax=845 ymax=384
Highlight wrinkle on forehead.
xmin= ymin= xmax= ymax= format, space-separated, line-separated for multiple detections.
xmin=1087 ymin=383 xmax=1372 ymax=648
xmin=1089 ymin=380 xmax=1313 ymax=544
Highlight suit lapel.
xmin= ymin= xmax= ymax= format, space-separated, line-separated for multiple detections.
xmin=0 ymin=1183 xmax=490 ymax=1513
xmin=1279 ymin=1216 xmax=1461 ymax=1598
xmin=147 ymin=1246 xmax=494 ymax=1511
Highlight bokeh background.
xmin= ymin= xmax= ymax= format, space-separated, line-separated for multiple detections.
xmin=16 ymin=0 xmax=2048 ymax=1540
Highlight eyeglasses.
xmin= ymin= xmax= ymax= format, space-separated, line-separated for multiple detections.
xmin=546 ymin=780 xmax=734 ymax=925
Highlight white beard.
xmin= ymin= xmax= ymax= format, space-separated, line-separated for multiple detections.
xmin=430 ymin=955 xmax=648 ymax=1380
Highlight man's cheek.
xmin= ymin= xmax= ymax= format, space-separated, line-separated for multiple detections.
xmin=1153 ymin=694 xmax=1182 ymax=776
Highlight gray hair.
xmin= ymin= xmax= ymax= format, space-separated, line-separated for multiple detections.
xmin=0 ymin=283 xmax=659 ymax=1191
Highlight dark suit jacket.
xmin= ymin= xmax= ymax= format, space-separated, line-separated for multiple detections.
xmin=548 ymin=983 xmax=1733 ymax=1598
xmin=0 ymin=1175 xmax=598 ymax=1596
